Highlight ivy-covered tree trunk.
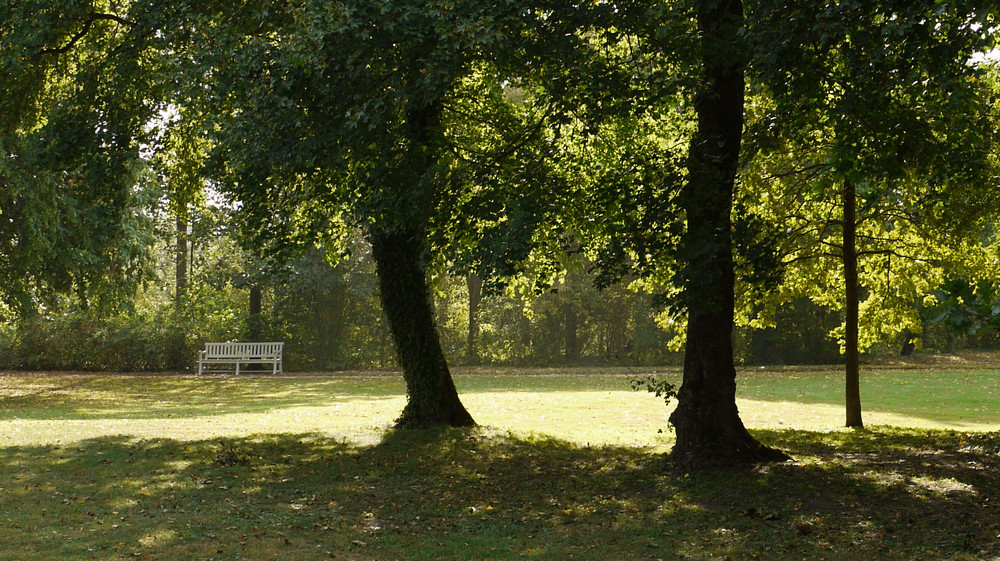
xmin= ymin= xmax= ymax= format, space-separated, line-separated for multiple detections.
xmin=842 ymin=180 xmax=863 ymax=428
xmin=668 ymin=0 xmax=789 ymax=466
xmin=371 ymin=229 xmax=476 ymax=428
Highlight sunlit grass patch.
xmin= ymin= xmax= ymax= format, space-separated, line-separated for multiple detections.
xmin=4 ymin=367 xmax=1000 ymax=449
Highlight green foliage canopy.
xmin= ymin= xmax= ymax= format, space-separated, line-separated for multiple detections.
xmin=741 ymin=0 xmax=1000 ymax=348
xmin=0 ymin=0 xmax=158 ymax=316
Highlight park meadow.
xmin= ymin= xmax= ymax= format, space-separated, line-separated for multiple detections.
xmin=2 ymin=359 xmax=999 ymax=561
xmin=6 ymin=1 xmax=1000 ymax=559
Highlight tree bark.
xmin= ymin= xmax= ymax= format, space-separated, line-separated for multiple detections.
xmin=466 ymin=273 xmax=483 ymax=364
xmin=668 ymin=0 xmax=789 ymax=466
xmin=169 ymin=214 xmax=190 ymax=369
xmin=242 ymin=284 xmax=265 ymax=371
xmin=842 ymin=180 xmax=863 ymax=428
xmin=175 ymin=215 xmax=188 ymax=304
xmin=248 ymin=285 xmax=263 ymax=340
xmin=364 ymin=70 xmax=474 ymax=427
xmin=899 ymin=329 xmax=916 ymax=356
xmin=371 ymin=229 xmax=476 ymax=428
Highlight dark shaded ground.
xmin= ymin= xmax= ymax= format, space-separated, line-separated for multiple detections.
xmin=1 ymin=426 xmax=999 ymax=560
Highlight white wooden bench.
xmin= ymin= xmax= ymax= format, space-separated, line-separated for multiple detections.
xmin=197 ymin=342 xmax=284 ymax=375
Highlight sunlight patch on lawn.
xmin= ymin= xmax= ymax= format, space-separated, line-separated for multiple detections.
xmin=464 ymin=389 xmax=672 ymax=449
xmin=3 ymin=371 xmax=999 ymax=447
xmin=137 ymin=529 xmax=179 ymax=548
xmin=737 ymin=398 xmax=1000 ymax=432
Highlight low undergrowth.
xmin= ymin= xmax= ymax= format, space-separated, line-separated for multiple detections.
xmin=2 ymin=427 xmax=999 ymax=560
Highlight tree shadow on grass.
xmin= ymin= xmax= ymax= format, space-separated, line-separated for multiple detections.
xmin=1 ymin=428 xmax=999 ymax=560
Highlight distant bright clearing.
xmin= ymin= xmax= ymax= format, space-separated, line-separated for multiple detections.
xmin=1 ymin=369 xmax=998 ymax=448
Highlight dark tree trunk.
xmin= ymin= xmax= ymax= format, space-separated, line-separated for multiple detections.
xmin=842 ymin=181 xmax=863 ymax=428
xmin=371 ymin=55 xmax=473 ymax=427
xmin=466 ymin=273 xmax=483 ymax=364
xmin=371 ymin=229 xmax=475 ymax=428
xmin=248 ymin=285 xmax=263 ymax=340
xmin=899 ymin=329 xmax=916 ymax=356
xmin=175 ymin=216 xmax=188 ymax=304
xmin=605 ymin=299 xmax=628 ymax=361
xmin=668 ymin=0 xmax=789 ymax=466
xmin=243 ymin=284 xmax=265 ymax=371
xmin=169 ymin=215 xmax=190 ymax=370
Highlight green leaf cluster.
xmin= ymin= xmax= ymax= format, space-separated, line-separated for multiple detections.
xmin=738 ymin=0 xmax=1000 ymax=352
xmin=1 ymin=0 xmax=159 ymax=316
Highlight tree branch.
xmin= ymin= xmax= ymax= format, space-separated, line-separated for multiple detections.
xmin=855 ymin=247 xmax=942 ymax=265
xmin=37 ymin=12 xmax=133 ymax=56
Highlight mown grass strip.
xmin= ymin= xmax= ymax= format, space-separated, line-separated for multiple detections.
xmin=2 ymin=367 xmax=999 ymax=448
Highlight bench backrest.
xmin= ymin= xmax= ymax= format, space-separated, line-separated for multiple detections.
xmin=204 ymin=342 xmax=283 ymax=358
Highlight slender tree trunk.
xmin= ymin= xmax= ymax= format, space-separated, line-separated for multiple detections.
xmin=168 ymin=215 xmax=190 ymax=370
xmin=668 ymin=0 xmax=789 ymax=466
xmin=371 ymin=229 xmax=475 ymax=428
xmin=842 ymin=181 xmax=863 ymax=428
xmin=606 ymin=299 xmax=628 ymax=360
xmin=175 ymin=216 xmax=188 ymax=304
xmin=248 ymin=285 xmax=263 ymax=340
xmin=243 ymin=284 xmax=265 ymax=371
xmin=466 ymin=273 xmax=483 ymax=363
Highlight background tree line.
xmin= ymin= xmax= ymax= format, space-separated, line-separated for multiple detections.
xmin=2 ymin=204 xmax=997 ymax=372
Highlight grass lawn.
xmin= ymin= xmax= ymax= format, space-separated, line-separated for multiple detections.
xmin=1 ymin=365 xmax=999 ymax=560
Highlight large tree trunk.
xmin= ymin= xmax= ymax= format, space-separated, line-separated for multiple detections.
xmin=668 ymin=0 xmax=789 ymax=466
xmin=371 ymin=229 xmax=475 ymax=428
xmin=842 ymin=180 xmax=863 ymax=428
xmin=373 ymin=56 xmax=473 ymax=427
